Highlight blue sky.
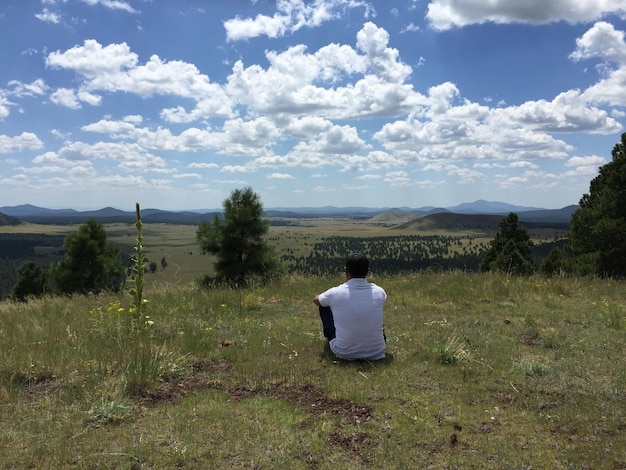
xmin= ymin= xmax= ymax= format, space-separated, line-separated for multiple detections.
xmin=1 ymin=0 xmax=625 ymax=211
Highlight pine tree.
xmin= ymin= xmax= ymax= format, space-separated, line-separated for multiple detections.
xmin=50 ymin=219 xmax=125 ymax=294
xmin=196 ymin=187 xmax=283 ymax=285
xmin=480 ymin=213 xmax=534 ymax=275
xmin=568 ymin=132 xmax=626 ymax=277
xmin=11 ymin=261 xmax=48 ymax=301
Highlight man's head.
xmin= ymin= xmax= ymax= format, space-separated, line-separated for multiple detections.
xmin=345 ymin=253 xmax=369 ymax=278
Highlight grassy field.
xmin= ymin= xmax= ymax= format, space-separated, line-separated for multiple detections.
xmin=0 ymin=269 xmax=624 ymax=468
xmin=0 ymin=216 xmax=561 ymax=290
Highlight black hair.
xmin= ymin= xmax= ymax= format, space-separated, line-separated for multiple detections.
xmin=345 ymin=253 xmax=369 ymax=278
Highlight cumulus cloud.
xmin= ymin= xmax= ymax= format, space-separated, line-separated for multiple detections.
xmin=42 ymin=140 xmax=167 ymax=174
xmin=224 ymin=0 xmax=374 ymax=41
xmin=570 ymin=21 xmax=626 ymax=63
xmin=226 ymin=22 xmax=421 ymax=119
xmin=46 ymin=40 xmax=233 ymax=120
xmin=493 ymin=89 xmax=622 ymax=134
xmin=47 ymin=40 xmax=138 ymax=77
xmin=426 ymin=0 xmax=626 ymax=30
xmin=50 ymin=88 xmax=81 ymax=109
xmin=81 ymin=118 xmax=138 ymax=137
xmin=566 ymin=155 xmax=606 ymax=166
xmin=570 ymin=22 xmax=626 ymax=107
xmin=0 ymin=132 xmax=44 ymax=153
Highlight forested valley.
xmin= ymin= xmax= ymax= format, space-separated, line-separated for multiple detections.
xmin=0 ymin=225 xmax=566 ymax=298
xmin=277 ymin=233 xmax=564 ymax=276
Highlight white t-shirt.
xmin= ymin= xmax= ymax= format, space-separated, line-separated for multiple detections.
xmin=317 ymin=277 xmax=387 ymax=360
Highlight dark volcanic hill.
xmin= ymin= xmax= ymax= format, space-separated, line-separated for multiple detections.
xmin=393 ymin=213 xmax=504 ymax=232
xmin=0 ymin=212 xmax=22 ymax=226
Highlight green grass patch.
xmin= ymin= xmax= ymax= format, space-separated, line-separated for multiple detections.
xmin=0 ymin=272 xmax=624 ymax=468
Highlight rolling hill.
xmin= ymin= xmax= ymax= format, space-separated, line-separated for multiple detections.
xmin=0 ymin=200 xmax=578 ymax=226
xmin=392 ymin=212 xmax=505 ymax=232
xmin=0 ymin=212 xmax=22 ymax=226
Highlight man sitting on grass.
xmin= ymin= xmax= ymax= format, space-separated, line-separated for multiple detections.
xmin=313 ymin=253 xmax=387 ymax=361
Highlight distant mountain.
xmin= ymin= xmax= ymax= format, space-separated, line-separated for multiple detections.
xmin=0 ymin=204 xmax=220 ymax=225
xmin=0 ymin=201 xmax=579 ymax=226
xmin=266 ymin=206 xmax=393 ymax=216
xmin=447 ymin=199 xmax=543 ymax=214
xmin=267 ymin=200 xmax=552 ymax=216
xmin=0 ymin=204 xmax=77 ymax=217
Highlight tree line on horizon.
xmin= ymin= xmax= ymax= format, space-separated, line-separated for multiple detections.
xmin=3 ymin=132 xmax=626 ymax=300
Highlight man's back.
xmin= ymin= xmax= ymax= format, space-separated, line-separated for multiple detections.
xmin=317 ymin=277 xmax=386 ymax=360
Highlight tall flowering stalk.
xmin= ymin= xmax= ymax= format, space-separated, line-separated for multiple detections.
xmin=125 ymin=202 xmax=160 ymax=394
xmin=130 ymin=203 xmax=146 ymax=321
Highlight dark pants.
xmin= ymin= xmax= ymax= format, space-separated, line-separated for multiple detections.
xmin=319 ymin=306 xmax=336 ymax=341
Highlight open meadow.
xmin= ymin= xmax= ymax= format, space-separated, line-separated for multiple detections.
xmin=0 ymin=267 xmax=624 ymax=468
xmin=0 ymin=213 xmax=564 ymax=293
xmin=1 ymin=216 xmax=622 ymax=468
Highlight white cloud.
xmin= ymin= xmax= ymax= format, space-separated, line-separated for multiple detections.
xmin=81 ymin=0 xmax=138 ymax=14
xmin=570 ymin=23 xmax=626 ymax=107
xmin=0 ymin=95 xmax=13 ymax=119
xmin=38 ymin=141 xmax=168 ymax=174
xmin=508 ymin=161 xmax=538 ymax=169
xmin=565 ymin=154 xmax=607 ymax=170
xmin=268 ymin=172 xmax=295 ymax=179
xmin=224 ymin=0 xmax=374 ymax=41
xmin=213 ymin=179 xmax=248 ymax=185
xmin=445 ymin=164 xmax=484 ymax=183
xmin=82 ymin=118 xmax=139 ymax=137
xmin=221 ymin=164 xmax=256 ymax=174
xmin=97 ymin=174 xmax=148 ymax=188
xmin=226 ymin=23 xmax=422 ymax=119
xmin=400 ymin=23 xmax=420 ymax=34
xmin=570 ymin=21 xmax=626 ymax=63
xmin=50 ymin=129 xmax=71 ymax=140
xmin=8 ymin=79 xmax=49 ymax=97
xmin=313 ymin=185 xmax=335 ymax=192
xmin=383 ymin=170 xmax=412 ymax=187
xmin=0 ymin=174 xmax=29 ymax=187
xmin=365 ymin=150 xmax=401 ymax=170
xmin=50 ymin=88 xmax=81 ymax=109
xmin=172 ymin=173 xmax=202 ymax=179
xmin=284 ymin=116 xmax=334 ymax=138
xmin=11 ymin=15 xmax=622 ymax=210
xmin=500 ymin=175 xmax=529 ymax=188
xmin=46 ymin=40 xmax=233 ymax=121
xmin=77 ymin=90 xmax=102 ymax=106
xmin=494 ymin=89 xmax=622 ymax=134
xmin=46 ymin=40 xmax=138 ymax=78
xmin=35 ymin=8 xmax=61 ymax=23
xmin=0 ymin=133 xmax=44 ymax=153
xmin=189 ymin=162 xmax=219 ymax=169
xmin=426 ymin=0 xmax=626 ymax=30
xmin=356 ymin=22 xmax=412 ymax=83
